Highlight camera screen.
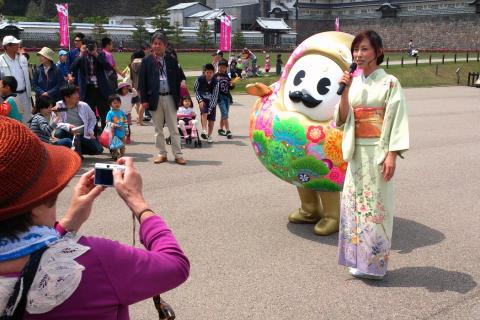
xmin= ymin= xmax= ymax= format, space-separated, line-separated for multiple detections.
xmin=94 ymin=168 xmax=114 ymax=186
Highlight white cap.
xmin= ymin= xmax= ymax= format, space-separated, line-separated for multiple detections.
xmin=2 ymin=35 xmax=21 ymax=46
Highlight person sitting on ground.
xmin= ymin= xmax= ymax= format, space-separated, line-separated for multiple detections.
xmin=0 ymin=116 xmax=190 ymax=319
xmin=194 ymin=63 xmax=219 ymax=143
xmin=32 ymin=47 xmax=65 ymax=102
xmin=53 ymin=84 xmax=103 ymax=156
xmin=215 ymin=59 xmax=234 ymax=139
xmin=27 ymin=95 xmax=72 ymax=148
xmin=177 ymin=96 xmax=201 ymax=138
xmin=0 ymin=76 xmax=24 ymax=122
xmin=106 ymin=94 xmax=128 ymax=160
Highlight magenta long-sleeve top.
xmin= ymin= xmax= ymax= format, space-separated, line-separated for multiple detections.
xmin=19 ymin=215 xmax=190 ymax=319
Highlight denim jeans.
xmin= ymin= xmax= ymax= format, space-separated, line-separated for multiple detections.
xmin=54 ymin=129 xmax=103 ymax=155
xmin=52 ymin=138 xmax=73 ymax=148
xmin=218 ymin=95 xmax=230 ymax=120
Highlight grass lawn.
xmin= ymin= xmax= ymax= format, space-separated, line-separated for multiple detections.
xmin=184 ymin=61 xmax=480 ymax=95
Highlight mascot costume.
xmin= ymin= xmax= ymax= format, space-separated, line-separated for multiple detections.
xmin=247 ymin=32 xmax=354 ymax=236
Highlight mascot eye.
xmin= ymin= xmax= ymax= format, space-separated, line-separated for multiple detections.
xmin=317 ymin=78 xmax=331 ymax=95
xmin=294 ymin=70 xmax=306 ymax=86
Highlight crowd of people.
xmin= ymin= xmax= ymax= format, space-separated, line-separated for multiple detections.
xmin=0 ymin=32 xmax=262 ymax=165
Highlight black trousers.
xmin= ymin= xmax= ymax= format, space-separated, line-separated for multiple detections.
xmin=84 ymin=84 xmax=109 ymax=130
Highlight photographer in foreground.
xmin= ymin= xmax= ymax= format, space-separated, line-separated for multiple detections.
xmin=70 ymin=38 xmax=115 ymax=130
xmin=0 ymin=116 xmax=190 ymax=319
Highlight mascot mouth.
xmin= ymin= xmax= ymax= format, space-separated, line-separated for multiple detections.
xmin=289 ymin=91 xmax=322 ymax=108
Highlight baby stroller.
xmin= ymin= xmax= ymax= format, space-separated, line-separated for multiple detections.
xmin=166 ymin=114 xmax=202 ymax=148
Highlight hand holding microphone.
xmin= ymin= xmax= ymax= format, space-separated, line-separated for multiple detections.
xmin=337 ymin=63 xmax=357 ymax=95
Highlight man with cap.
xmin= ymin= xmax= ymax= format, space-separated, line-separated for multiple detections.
xmin=0 ymin=35 xmax=32 ymax=123
xmin=32 ymin=47 xmax=65 ymax=102
xmin=138 ymin=33 xmax=186 ymax=165
xmin=56 ymin=49 xmax=69 ymax=80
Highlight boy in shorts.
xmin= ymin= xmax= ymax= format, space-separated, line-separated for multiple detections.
xmin=215 ymin=59 xmax=234 ymax=139
xmin=194 ymin=63 xmax=219 ymax=143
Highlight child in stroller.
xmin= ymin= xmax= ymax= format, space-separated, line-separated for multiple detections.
xmin=166 ymin=97 xmax=202 ymax=148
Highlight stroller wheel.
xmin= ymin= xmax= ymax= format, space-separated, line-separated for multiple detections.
xmin=198 ymin=140 xmax=202 ymax=148
xmin=194 ymin=141 xmax=198 ymax=148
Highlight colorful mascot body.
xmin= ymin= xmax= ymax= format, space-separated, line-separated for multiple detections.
xmin=247 ymin=32 xmax=354 ymax=235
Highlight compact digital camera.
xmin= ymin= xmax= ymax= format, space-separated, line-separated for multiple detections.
xmin=94 ymin=163 xmax=126 ymax=187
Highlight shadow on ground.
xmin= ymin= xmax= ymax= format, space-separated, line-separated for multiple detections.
xmin=287 ymin=217 xmax=445 ymax=253
xmin=362 ymin=267 xmax=477 ymax=293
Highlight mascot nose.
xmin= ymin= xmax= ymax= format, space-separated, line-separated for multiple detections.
xmin=289 ymin=90 xmax=322 ymax=108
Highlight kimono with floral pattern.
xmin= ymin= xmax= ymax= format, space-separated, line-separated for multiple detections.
xmin=334 ymin=68 xmax=409 ymax=276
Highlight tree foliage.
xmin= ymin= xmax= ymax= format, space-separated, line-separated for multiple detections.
xmin=196 ymin=20 xmax=212 ymax=51
xmin=150 ymin=0 xmax=173 ymax=37
xmin=169 ymin=22 xmax=184 ymax=46
xmin=91 ymin=16 xmax=109 ymax=42
xmin=132 ymin=20 xmax=150 ymax=46
xmin=232 ymin=31 xmax=246 ymax=50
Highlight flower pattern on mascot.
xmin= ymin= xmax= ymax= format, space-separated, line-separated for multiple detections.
xmin=247 ymin=32 xmax=354 ymax=236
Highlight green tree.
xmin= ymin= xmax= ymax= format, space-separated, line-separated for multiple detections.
xmin=132 ymin=20 xmax=150 ymax=46
xmin=91 ymin=17 xmax=109 ymax=42
xmin=169 ymin=22 xmax=184 ymax=46
xmin=232 ymin=31 xmax=246 ymax=50
xmin=0 ymin=0 xmax=4 ymax=11
xmin=150 ymin=0 xmax=173 ymax=37
xmin=196 ymin=20 xmax=212 ymax=51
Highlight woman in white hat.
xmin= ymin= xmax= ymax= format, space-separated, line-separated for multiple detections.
xmin=32 ymin=47 xmax=65 ymax=102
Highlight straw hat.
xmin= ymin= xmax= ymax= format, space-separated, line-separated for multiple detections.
xmin=0 ymin=116 xmax=81 ymax=220
xmin=37 ymin=47 xmax=56 ymax=62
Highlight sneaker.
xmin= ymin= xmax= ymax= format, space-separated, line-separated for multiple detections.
xmin=207 ymin=136 xmax=213 ymax=143
xmin=226 ymin=130 xmax=232 ymax=139
xmin=143 ymin=116 xmax=151 ymax=122
xmin=218 ymin=128 xmax=226 ymax=136
xmin=348 ymin=267 xmax=383 ymax=280
xmin=201 ymin=130 xmax=207 ymax=140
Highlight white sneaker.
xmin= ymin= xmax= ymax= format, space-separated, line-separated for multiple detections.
xmin=207 ymin=136 xmax=213 ymax=143
xmin=348 ymin=267 xmax=383 ymax=280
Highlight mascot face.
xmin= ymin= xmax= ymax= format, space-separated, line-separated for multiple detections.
xmin=283 ymin=54 xmax=343 ymax=121
xmin=249 ymin=32 xmax=354 ymax=192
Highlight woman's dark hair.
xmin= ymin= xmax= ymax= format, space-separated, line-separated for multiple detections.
xmin=75 ymin=32 xmax=86 ymax=40
xmin=60 ymin=84 xmax=79 ymax=101
xmin=108 ymin=94 xmax=121 ymax=105
xmin=0 ymin=195 xmax=57 ymax=239
xmin=0 ymin=213 xmax=33 ymax=239
xmin=351 ymin=30 xmax=384 ymax=65
xmin=132 ymin=49 xmax=145 ymax=60
xmin=32 ymin=95 xmax=55 ymax=114
xmin=1 ymin=76 xmax=17 ymax=92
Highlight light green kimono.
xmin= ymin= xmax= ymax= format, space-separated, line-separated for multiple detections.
xmin=334 ymin=68 xmax=409 ymax=276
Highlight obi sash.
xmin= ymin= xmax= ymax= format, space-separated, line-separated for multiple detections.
xmin=353 ymin=106 xmax=385 ymax=138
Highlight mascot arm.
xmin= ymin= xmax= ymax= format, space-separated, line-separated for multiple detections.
xmin=245 ymin=82 xmax=273 ymax=97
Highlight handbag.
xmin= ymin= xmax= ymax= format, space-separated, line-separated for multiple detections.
xmin=99 ymin=123 xmax=114 ymax=148
xmin=110 ymin=135 xmax=124 ymax=150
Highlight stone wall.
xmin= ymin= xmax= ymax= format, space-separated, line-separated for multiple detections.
xmin=292 ymin=14 xmax=480 ymax=50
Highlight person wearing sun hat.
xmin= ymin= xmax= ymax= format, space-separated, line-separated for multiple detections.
xmin=0 ymin=116 xmax=190 ymax=318
xmin=0 ymin=35 xmax=32 ymax=123
xmin=32 ymin=47 xmax=65 ymax=102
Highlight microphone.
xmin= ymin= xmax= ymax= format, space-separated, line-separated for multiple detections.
xmin=337 ymin=63 xmax=358 ymax=95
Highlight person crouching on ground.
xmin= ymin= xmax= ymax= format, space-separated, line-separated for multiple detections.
xmin=0 ymin=116 xmax=190 ymax=319
xmin=215 ymin=59 xmax=234 ymax=139
xmin=53 ymin=84 xmax=103 ymax=157
xmin=106 ymin=94 xmax=128 ymax=160
xmin=0 ymin=76 xmax=24 ymax=122
xmin=28 ymin=95 xmax=72 ymax=148
xmin=177 ymin=96 xmax=201 ymax=138
xmin=194 ymin=63 xmax=219 ymax=144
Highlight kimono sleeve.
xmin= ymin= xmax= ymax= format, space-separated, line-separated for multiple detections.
xmin=385 ymin=78 xmax=409 ymax=158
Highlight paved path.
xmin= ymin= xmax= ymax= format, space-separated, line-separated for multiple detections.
xmin=57 ymin=86 xmax=480 ymax=319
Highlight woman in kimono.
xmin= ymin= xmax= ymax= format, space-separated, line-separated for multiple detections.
xmin=335 ymin=30 xmax=409 ymax=279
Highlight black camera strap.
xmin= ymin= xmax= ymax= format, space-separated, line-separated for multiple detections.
xmin=0 ymin=246 xmax=48 ymax=320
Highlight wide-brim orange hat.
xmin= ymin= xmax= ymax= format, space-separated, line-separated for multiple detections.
xmin=0 ymin=116 xmax=81 ymax=220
